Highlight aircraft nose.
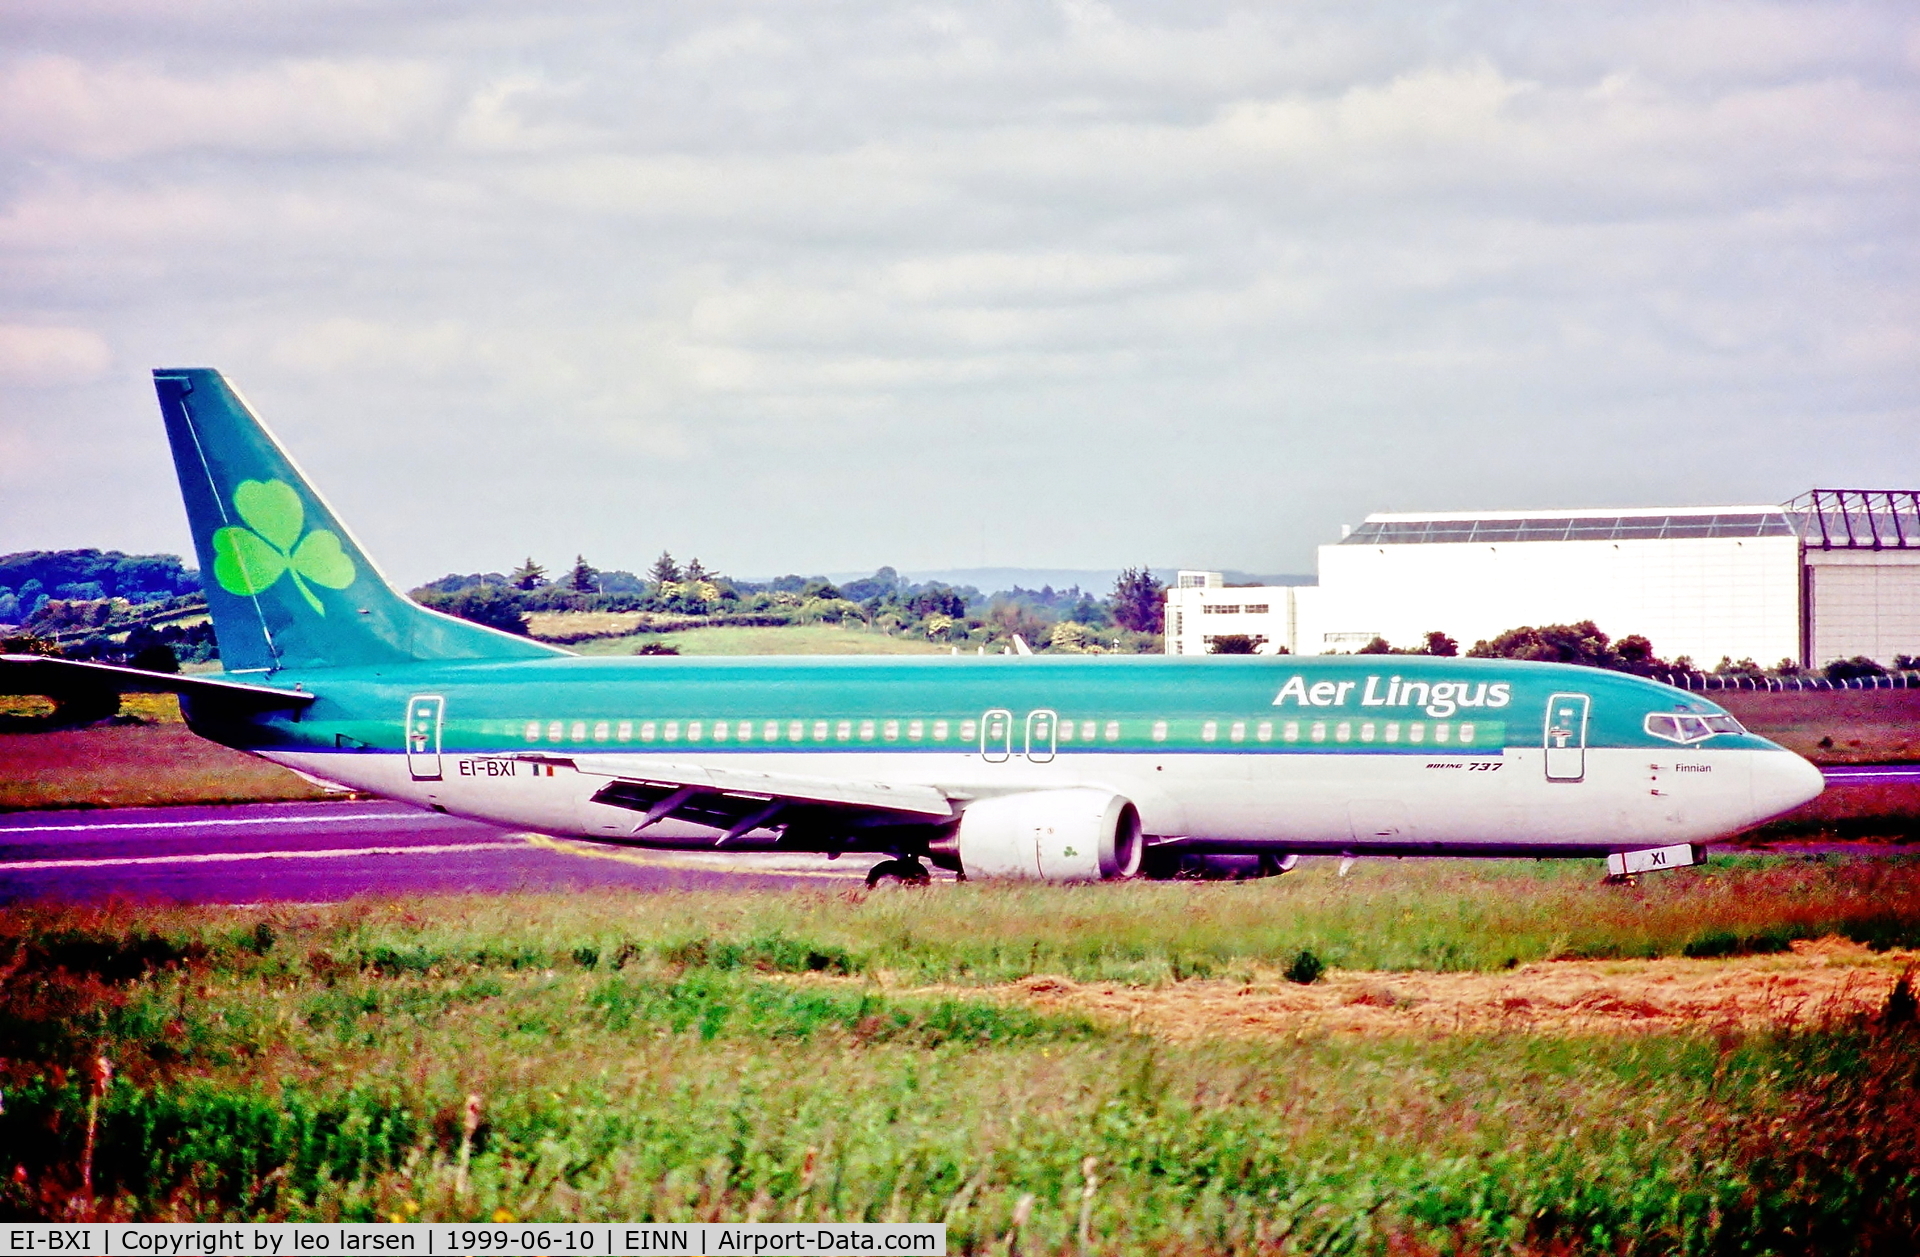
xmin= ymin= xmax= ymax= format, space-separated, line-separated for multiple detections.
xmin=1751 ymin=751 xmax=1825 ymax=824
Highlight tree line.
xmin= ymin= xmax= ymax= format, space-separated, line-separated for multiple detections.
xmin=4 ymin=546 xmax=1913 ymax=679
xmin=409 ymin=556 xmax=1172 ymax=653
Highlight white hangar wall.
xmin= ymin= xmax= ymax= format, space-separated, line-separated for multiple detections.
xmin=1167 ymin=494 xmax=1920 ymax=667
xmin=1805 ymin=550 xmax=1920 ymax=665
xmin=1310 ymin=515 xmax=1803 ymax=666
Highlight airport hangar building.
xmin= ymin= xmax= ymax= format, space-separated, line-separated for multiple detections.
xmin=1165 ymin=489 xmax=1920 ymax=669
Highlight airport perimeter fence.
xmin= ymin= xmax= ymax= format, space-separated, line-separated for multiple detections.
xmin=1656 ymin=670 xmax=1920 ymax=693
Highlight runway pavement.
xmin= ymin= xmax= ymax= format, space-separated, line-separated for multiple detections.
xmin=0 ymin=800 xmax=869 ymax=904
xmin=1820 ymin=763 xmax=1920 ymax=785
xmin=3 ymin=773 xmax=1910 ymax=905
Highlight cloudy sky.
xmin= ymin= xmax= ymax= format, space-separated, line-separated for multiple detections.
xmin=2 ymin=1 xmax=1915 ymax=586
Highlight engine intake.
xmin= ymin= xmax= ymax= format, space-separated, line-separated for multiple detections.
xmin=953 ymin=789 xmax=1143 ymax=881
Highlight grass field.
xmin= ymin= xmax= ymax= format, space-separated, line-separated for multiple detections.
xmin=569 ymin=623 xmax=957 ymax=656
xmin=1717 ymin=689 xmax=1920 ymax=765
xmin=0 ymin=694 xmax=334 ymax=811
xmin=4 ymin=865 xmax=1918 ymax=1247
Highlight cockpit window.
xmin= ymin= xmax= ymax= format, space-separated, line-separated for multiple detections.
xmin=1645 ymin=712 xmax=1745 ymax=744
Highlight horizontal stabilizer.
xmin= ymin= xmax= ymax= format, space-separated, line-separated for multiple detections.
xmin=0 ymin=655 xmax=315 ymax=711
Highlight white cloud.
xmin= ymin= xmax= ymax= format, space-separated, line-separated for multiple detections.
xmin=659 ymin=18 xmax=793 ymax=70
xmin=0 ymin=324 xmax=110 ymax=386
xmin=453 ymin=75 xmax=591 ymax=153
xmin=0 ymin=55 xmax=448 ymax=158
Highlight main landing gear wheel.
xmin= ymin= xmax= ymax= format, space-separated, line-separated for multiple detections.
xmin=865 ymin=858 xmax=932 ymax=888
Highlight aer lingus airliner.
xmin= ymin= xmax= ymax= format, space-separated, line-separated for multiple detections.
xmin=1 ymin=369 xmax=1824 ymax=883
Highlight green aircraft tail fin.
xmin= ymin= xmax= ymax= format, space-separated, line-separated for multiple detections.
xmin=153 ymin=368 xmax=565 ymax=673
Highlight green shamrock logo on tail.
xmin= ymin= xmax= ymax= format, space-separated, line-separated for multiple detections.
xmin=212 ymin=479 xmax=356 ymax=613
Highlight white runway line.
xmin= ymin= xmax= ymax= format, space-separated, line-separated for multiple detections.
xmin=518 ymin=833 xmax=869 ymax=879
xmin=0 ymin=811 xmax=452 ymax=835
xmin=0 ymin=841 xmax=507 ymax=872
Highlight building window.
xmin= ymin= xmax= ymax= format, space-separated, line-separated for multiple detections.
xmin=1202 ymin=604 xmax=1242 ymax=615
xmin=1244 ymin=604 xmax=1269 ymax=614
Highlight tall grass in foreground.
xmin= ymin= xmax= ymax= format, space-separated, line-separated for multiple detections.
xmin=3 ymin=873 xmax=1919 ymax=1250
xmin=0 ymin=894 xmax=1912 ymax=1251
xmin=16 ymin=855 xmax=1905 ymax=984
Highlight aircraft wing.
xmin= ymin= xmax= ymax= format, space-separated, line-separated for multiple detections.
xmin=0 ymin=654 xmax=315 ymax=711
xmin=513 ymin=752 xmax=956 ymax=843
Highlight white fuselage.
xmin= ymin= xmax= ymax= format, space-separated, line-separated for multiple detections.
xmin=265 ymin=740 xmax=1822 ymax=858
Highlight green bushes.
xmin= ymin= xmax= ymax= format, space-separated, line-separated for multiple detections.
xmin=587 ymin=972 xmax=1089 ymax=1045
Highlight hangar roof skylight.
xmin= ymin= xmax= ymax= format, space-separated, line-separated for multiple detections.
xmin=1340 ymin=512 xmax=1798 ymax=545
xmin=1787 ymin=490 xmax=1920 ymax=550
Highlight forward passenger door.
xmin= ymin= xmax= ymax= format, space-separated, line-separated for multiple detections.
xmin=1543 ymin=693 xmax=1589 ymax=782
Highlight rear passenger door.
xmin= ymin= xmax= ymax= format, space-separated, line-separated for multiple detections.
xmin=405 ymin=695 xmax=444 ymax=781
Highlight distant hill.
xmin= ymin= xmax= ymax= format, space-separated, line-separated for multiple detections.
xmin=844 ymin=567 xmax=1316 ymax=594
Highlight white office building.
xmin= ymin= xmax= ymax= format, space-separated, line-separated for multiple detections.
xmin=1161 ymin=570 xmax=1310 ymax=656
xmin=1164 ymin=490 xmax=1920 ymax=668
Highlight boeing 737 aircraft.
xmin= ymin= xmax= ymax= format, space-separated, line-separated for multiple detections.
xmin=1 ymin=369 xmax=1825 ymax=884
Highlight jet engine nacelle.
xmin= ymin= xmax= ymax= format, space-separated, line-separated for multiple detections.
xmin=954 ymin=789 xmax=1143 ymax=881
